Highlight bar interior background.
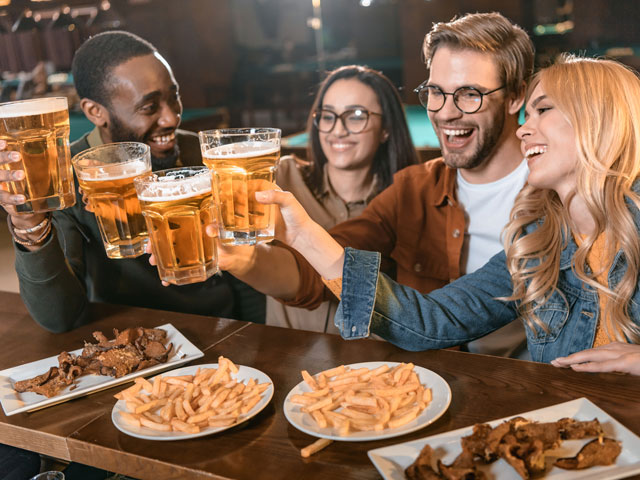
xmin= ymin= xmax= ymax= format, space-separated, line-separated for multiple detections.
xmin=0 ymin=0 xmax=638 ymax=142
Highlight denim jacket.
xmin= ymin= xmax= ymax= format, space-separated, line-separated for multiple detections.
xmin=336 ymin=204 xmax=640 ymax=363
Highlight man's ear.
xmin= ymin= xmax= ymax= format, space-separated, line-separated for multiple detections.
xmin=79 ymin=98 xmax=110 ymax=128
xmin=508 ymin=82 xmax=527 ymax=116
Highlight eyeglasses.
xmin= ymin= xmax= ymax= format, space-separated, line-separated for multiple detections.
xmin=413 ymin=82 xmax=505 ymax=114
xmin=312 ymin=108 xmax=382 ymax=134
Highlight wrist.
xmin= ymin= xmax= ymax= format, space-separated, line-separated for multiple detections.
xmin=10 ymin=213 xmax=47 ymax=230
xmin=7 ymin=213 xmax=52 ymax=248
xmin=289 ymin=219 xmax=320 ymax=253
xmin=292 ymin=221 xmax=345 ymax=280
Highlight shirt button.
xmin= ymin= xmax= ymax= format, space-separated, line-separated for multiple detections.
xmin=351 ymin=326 xmax=357 ymax=333
xmin=414 ymin=263 xmax=422 ymax=272
xmin=452 ymin=229 xmax=460 ymax=238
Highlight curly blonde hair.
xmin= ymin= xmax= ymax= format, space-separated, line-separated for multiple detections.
xmin=503 ymin=55 xmax=640 ymax=343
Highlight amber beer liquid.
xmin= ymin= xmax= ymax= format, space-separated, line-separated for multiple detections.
xmin=202 ymin=141 xmax=280 ymax=245
xmin=72 ymin=143 xmax=151 ymax=259
xmin=0 ymin=97 xmax=75 ymax=213
xmin=135 ymin=167 xmax=218 ymax=286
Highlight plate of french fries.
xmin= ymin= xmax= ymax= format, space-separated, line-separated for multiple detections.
xmin=111 ymin=356 xmax=273 ymax=440
xmin=284 ymin=361 xmax=451 ymax=442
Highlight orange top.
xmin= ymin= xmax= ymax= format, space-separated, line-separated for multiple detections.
xmin=573 ymin=233 xmax=626 ymax=347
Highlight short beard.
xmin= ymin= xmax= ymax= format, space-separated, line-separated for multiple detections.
xmin=108 ymin=114 xmax=180 ymax=171
xmin=442 ymin=107 xmax=505 ymax=170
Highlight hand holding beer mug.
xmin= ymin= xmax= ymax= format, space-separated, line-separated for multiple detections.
xmin=72 ymin=142 xmax=150 ymax=259
xmin=0 ymin=97 xmax=75 ymax=213
xmin=0 ymin=140 xmax=51 ymax=249
xmin=135 ymin=167 xmax=218 ymax=285
xmin=199 ymin=128 xmax=281 ymax=245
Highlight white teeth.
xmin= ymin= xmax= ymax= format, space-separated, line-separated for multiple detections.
xmin=151 ymin=132 xmax=175 ymax=145
xmin=525 ymin=145 xmax=547 ymax=158
xmin=443 ymin=128 xmax=472 ymax=136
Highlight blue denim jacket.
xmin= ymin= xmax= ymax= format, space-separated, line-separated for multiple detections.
xmin=336 ymin=212 xmax=640 ymax=363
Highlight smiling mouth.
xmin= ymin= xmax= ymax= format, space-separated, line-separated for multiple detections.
xmin=525 ymin=145 xmax=547 ymax=159
xmin=329 ymin=142 xmax=355 ymax=150
xmin=441 ymin=127 xmax=474 ymax=146
xmin=149 ymin=132 xmax=176 ymax=146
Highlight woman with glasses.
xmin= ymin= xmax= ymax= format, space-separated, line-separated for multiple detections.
xmin=267 ymin=65 xmax=418 ymax=332
xmin=256 ymin=55 xmax=640 ymax=375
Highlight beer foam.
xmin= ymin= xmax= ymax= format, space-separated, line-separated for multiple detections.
xmin=76 ymin=160 xmax=150 ymax=181
xmin=137 ymin=171 xmax=212 ymax=202
xmin=0 ymin=97 xmax=68 ymax=118
xmin=203 ymin=141 xmax=279 ymax=159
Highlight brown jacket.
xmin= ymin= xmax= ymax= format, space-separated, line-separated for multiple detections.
xmin=285 ymin=158 xmax=466 ymax=309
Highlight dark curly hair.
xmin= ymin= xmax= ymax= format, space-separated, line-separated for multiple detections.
xmin=71 ymin=31 xmax=156 ymax=107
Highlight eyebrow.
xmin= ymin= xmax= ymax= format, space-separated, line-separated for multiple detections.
xmin=427 ymin=82 xmax=488 ymax=91
xmin=530 ymin=94 xmax=548 ymax=109
xmin=523 ymin=94 xmax=548 ymax=120
xmin=134 ymin=85 xmax=178 ymax=109
xmin=135 ymin=91 xmax=160 ymax=109
xmin=321 ymin=104 xmax=368 ymax=111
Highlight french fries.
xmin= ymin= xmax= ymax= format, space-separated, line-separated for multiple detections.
xmin=114 ymin=356 xmax=271 ymax=434
xmin=292 ymin=363 xmax=432 ymax=439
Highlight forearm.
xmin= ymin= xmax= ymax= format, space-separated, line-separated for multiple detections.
xmin=290 ymin=221 xmax=345 ymax=280
xmin=7 ymin=213 xmax=51 ymax=252
xmin=228 ymin=243 xmax=303 ymax=300
xmin=15 ymin=230 xmax=90 ymax=332
xmin=336 ymin=248 xmax=518 ymax=350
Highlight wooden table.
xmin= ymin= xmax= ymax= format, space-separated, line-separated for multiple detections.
xmin=1 ymin=291 xmax=639 ymax=479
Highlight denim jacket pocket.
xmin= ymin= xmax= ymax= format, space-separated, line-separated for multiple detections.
xmin=525 ymin=291 xmax=574 ymax=344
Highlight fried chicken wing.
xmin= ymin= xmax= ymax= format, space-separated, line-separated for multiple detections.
xmin=12 ymin=327 xmax=171 ymax=397
xmin=555 ymin=437 xmax=622 ymax=469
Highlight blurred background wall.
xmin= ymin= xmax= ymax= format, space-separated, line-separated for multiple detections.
xmin=0 ymin=0 xmax=638 ymax=136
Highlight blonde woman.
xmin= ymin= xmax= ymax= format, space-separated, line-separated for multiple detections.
xmin=255 ymin=55 xmax=640 ymax=374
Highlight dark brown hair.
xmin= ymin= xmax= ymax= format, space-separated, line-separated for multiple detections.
xmin=306 ymin=65 xmax=418 ymax=196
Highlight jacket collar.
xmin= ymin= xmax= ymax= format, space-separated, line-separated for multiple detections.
xmin=87 ymin=127 xmax=104 ymax=148
xmin=429 ymin=157 xmax=458 ymax=207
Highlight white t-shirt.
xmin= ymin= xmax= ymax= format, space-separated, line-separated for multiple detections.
xmin=456 ymin=159 xmax=529 ymax=274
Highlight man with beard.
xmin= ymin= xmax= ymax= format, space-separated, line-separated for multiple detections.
xmin=0 ymin=31 xmax=265 ymax=332
xmin=218 ymin=12 xmax=534 ymax=358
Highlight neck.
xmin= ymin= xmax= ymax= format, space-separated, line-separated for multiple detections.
xmin=326 ymin=164 xmax=374 ymax=203
xmin=566 ymin=194 xmax=596 ymax=235
xmin=98 ymin=126 xmax=113 ymax=145
xmin=459 ymin=116 xmax=524 ymax=184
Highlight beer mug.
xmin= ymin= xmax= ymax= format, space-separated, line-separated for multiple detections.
xmin=72 ymin=142 xmax=151 ymax=259
xmin=134 ymin=166 xmax=218 ymax=285
xmin=0 ymin=97 xmax=75 ymax=213
xmin=198 ymin=128 xmax=281 ymax=245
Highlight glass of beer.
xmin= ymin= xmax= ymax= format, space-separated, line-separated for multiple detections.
xmin=198 ymin=128 xmax=281 ymax=245
xmin=134 ymin=166 xmax=218 ymax=285
xmin=72 ymin=142 xmax=150 ymax=259
xmin=0 ymin=97 xmax=75 ymax=213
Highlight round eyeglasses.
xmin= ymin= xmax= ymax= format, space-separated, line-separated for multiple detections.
xmin=413 ymin=82 xmax=505 ymax=114
xmin=312 ymin=108 xmax=382 ymax=134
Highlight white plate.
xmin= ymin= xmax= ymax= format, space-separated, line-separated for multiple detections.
xmin=283 ymin=361 xmax=452 ymax=442
xmin=111 ymin=363 xmax=274 ymax=440
xmin=368 ymin=397 xmax=640 ymax=480
xmin=0 ymin=323 xmax=204 ymax=416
